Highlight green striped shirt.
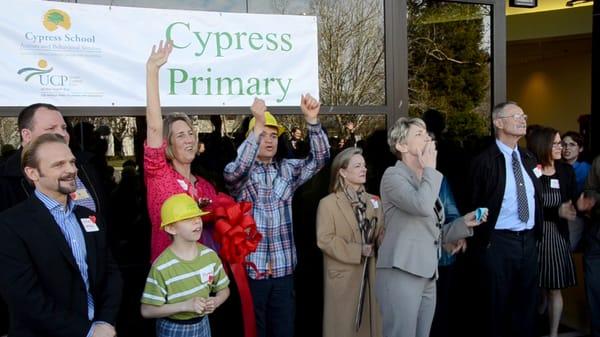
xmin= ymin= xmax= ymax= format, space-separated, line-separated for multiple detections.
xmin=141 ymin=244 xmax=230 ymax=320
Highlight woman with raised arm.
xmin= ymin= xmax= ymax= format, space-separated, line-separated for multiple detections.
xmin=144 ymin=41 xmax=225 ymax=261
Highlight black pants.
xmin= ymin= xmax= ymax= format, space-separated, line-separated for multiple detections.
xmin=248 ymin=275 xmax=295 ymax=337
xmin=584 ymin=231 xmax=600 ymax=337
xmin=431 ymin=264 xmax=456 ymax=337
xmin=482 ymin=229 xmax=538 ymax=337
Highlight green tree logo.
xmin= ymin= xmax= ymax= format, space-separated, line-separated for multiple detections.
xmin=43 ymin=9 xmax=71 ymax=31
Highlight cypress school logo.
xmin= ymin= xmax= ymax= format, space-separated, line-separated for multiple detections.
xmin=43 ymin=9 xmax=71 ymax=31
xmin=17 ymin=59 xmax=53 ymax=81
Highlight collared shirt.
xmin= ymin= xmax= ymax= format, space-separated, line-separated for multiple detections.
xmin=224 ymin=123 xmax=330 ymax=279
xmin=494 ymin=139 xmax=536 ymax=231
xmin=72 ymin=176 xmax=96 ymax=212
xmin=34 ymin=190 xmax=95 ymax=320
xmin=572 ymin=160 xmax=591 ymax=195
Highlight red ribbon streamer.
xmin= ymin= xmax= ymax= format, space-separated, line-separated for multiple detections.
xmin=213 ymin=196 xmax=262 ymax=337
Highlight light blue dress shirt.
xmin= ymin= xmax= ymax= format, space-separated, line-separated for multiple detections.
xmin=494 ymin=139 xmax=536 ymax=231
xmin=34 ymin=190 xmax=95 ymax=319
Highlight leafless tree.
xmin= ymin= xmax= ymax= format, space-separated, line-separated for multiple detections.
xmin=0 ymin=117 xmax=19 ymax=148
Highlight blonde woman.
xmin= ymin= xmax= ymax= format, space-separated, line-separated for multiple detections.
xmin=376 ymin=117 xmax=485 ymax=337
xmin=317 ymin=147 xmax=384 ymax=337
xmin=145 ymin=41 xmax=229 ymax=260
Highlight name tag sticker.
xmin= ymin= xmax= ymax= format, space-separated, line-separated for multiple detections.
xmin=81 ymin=218 xmax=99 ymax=232
xmin=533 ymin=165 xmax=542 ymax=178
xmin=177 ymin=179 xmax=188 ymax=191
xmin=71 ymin=188 xmax=90 ymax=201
xmin=199 ymin=265 xmax=214 ymax=283
xmin=550 ymin=179 xmax=560 ymax=189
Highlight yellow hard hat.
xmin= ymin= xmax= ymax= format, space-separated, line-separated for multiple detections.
xmin=247 ymin=111 xmax=286 ymax=137
xmin=160 ymin=194 xmax=209 ymax=228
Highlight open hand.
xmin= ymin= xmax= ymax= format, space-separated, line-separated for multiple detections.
xmin=300 ymin=93 xmax=320 ymax=124
xmin=147 ymin=40 xmax=173 ymax=71
xmin=559 ymin=201 xmax=577 ymax=221
xmin=576 ymin=193 xmax=596 ymax=213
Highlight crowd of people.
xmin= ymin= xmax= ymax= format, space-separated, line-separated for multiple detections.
xmin=0 ymin=40 xmax=599 ymax=337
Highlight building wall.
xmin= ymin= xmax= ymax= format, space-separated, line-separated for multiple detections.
xmin=507 ymin=35 xmax=592 ymax=134
xmin=508 ymin=34 xmax=593 ymax=333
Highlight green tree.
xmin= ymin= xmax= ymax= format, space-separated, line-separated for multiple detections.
xmin=408 ymin=0 xmax=491 ymax=140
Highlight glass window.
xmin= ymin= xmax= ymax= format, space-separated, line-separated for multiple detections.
xmin=0 ymin=117 xmax=19 ymax=155
xmin=408 ymin=0 xmax=492 ymax=138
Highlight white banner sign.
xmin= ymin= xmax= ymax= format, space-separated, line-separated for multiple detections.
xmin=0 ymin=0 xmax=319 ymax=107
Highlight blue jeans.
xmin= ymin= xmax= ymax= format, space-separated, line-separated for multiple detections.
xmin=248 ymin=275 xmax=295 ymax=337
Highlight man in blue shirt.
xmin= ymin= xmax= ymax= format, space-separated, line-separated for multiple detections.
xmin=0 ymin=134 xmax=121 ymax=337
xmin=468 ymin=102 xmax=543 ymax=337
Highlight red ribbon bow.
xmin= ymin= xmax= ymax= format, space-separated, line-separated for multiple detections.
xmin=213 ymin=198 xmax=262 ymax=337
xmin=214 ymin=201 xmax=262 ymax=263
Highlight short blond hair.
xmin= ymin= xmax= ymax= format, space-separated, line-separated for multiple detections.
xmin=387 ymin=117 xmax=426 ymax=158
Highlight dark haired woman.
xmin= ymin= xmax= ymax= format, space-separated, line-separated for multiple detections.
xmin=527 ymin=127 xmax=577 ymax=337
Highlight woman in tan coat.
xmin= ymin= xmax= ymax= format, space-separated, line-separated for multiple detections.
xmin=317 ymin=147 xmax=384 ymax=337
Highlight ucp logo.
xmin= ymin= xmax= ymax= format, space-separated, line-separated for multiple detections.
xmin=17 ymin=59 xmax=69 ymax=86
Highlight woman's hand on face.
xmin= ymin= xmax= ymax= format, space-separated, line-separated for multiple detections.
xmin=418 ymin=141 xmax=437 ymax=169
xmin=147 ymin=40 xmax=173 ymax=71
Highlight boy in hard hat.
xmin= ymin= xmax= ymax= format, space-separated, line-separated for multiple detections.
xmin=140 ymin=193 xmax=230 ymax=337
xmin=224 ymin=95 xmax=330 ymax=337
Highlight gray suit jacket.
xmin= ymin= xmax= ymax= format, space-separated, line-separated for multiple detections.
xmin=376 ymin=160 xmax=472 ymax=278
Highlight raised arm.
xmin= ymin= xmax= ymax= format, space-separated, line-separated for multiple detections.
xmin=300 ymin=93 xmax=320 ymax=125
xmin=223 ymin=98 xmax=267 ymax=196
xmin=285 ymin=94 xmax=330 ymax=189
xmin=251 ymin=97 xmax=267 ymax=139
xmin=146 ymin=40 xmax=173 ymax=148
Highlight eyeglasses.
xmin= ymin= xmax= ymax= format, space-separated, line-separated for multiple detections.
xmin=552 ymin=142 xmax=563 ymax=148
xmin=497 ymin=114 xmax=528 ymax=121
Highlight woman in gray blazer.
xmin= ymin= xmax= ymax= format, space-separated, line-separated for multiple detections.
xmin=375 ymin=117 xmax=486 ymax=337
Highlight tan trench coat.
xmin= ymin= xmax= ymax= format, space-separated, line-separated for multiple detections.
xmin=316 ymin=191 xmax=384 ymax=337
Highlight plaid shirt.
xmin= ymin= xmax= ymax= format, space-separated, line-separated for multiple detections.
xmin=224 ymin=123 xmax=330 ymax=279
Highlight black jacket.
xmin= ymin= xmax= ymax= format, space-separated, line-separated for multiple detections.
xmin=467 ymin=142 xmax=544 ymax=250
xmin=0 ymin=195 xmax=122 ymax=337
xmin=0 ymin=148 xmax=107 ymax=215
xmin=542 ymin=161 xmax=577 ymax=241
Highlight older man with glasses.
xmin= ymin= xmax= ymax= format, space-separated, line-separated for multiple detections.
xmin=467 ymin=101 xmax=543 ymax=337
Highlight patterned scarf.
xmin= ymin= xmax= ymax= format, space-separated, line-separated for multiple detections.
xmin=342 ymin=185 xmax=372 ymax=243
